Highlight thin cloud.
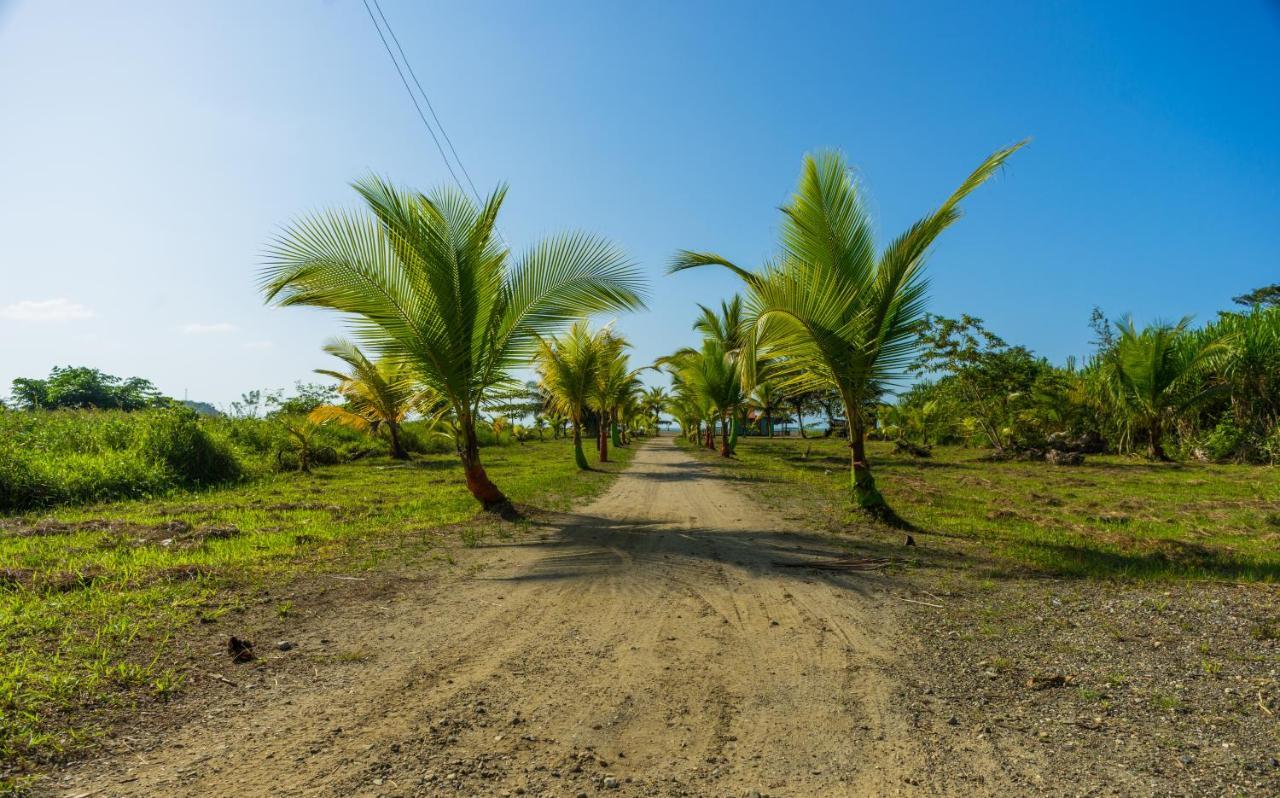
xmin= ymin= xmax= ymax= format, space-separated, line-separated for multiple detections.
xmin=0 ymin=298 xmax=95 ymax=322
xmin=242 ymin=339 xmax=274 ymax=350
xmin=181 ymin=322 xmax=239 ymax=335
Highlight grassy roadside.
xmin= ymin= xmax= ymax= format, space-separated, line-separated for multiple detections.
xmin=682 ymin=435 xmax=1280 ymax=793
xmin=0 ymin=438 xmax=634 ymax=791
xmin=679 ymin=435 xmax=1280 ymax=582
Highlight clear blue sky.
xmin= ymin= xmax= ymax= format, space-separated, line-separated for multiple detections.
xmin=2 ymin=1 xmax=1277 ymax=406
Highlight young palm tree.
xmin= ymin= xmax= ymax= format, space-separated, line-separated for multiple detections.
xmin=671 ymin=143 xmax=1024 ymax=518
xmin=660 ymin=341 xmax=744 ymax=456
xmin=308 ymin=338 xmax=434 ymax=459
xmin=536 ymin=321 xmax=604 ymax=470
xmin=1098 ymin=317 xmax=1222 ymax=460
xmin=641 ymin=385 xmax=669 ymax=432
xmin=263 ymin=176 xmax=645 ymax=510
xmin=751 ymin=379 xmax=785 ymax=437
xmin=588 ymin=330 xmax=633 ymax=462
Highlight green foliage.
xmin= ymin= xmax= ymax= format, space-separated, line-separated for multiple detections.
xmin=261 ymin=174 xmax=645 ymax=505
xmin=0 ymin=438 xmax=634 ymax=781
xmin=672 ymin=142 xmax=1025 ymax=511
xmin=9 ymin=366 xmax=163 ymax=411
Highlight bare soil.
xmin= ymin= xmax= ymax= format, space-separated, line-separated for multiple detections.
xmin=47 ymin=439 xmax=1026 ymax=797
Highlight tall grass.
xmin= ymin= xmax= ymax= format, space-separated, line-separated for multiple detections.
xmin=0 ymin=408 xmax=463 ymax=513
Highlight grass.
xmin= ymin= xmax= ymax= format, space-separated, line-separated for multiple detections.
xmin=680 ymin=435 xmax=1280 ymax=582
xmin=0 ymin=436 xmax=634 ymax=787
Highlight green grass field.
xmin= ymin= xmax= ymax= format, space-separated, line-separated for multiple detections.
xmin=0 ymin=438 xmax=633 ymax=787
xmin=683 ymin=436 xmax=1280 ymax=582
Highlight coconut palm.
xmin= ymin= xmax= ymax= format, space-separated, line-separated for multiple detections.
xmin=641 ymin=385 xmax=669 ymax=431
xmin=262 ymin=176 xmax=645 ymax=510
xmin=750 ymin=379 xmax=786 ymax=437
xmin=536 ymin=321 xmax=605 ymax=470
xmin=1097 ymin=317 xmax=1223 ymax=460
xmin=589 ymin=334 xmax=638 ymax=461
xmin=660 ymin=341 xmax=744 ymax=456
xmin=308 ymin=338 xmax=435 ymax=459
xmin=671 ymin=143 xmax=1024 ymax=518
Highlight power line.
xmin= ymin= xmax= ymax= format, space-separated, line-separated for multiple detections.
xmin=369 ymin=0 xmax=485 ymax=207
xmin=359 ymin=0 xmax=466 ymax=198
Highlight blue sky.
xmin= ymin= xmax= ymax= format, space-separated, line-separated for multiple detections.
xmin=1 ymin=1 xmax=1277 ymax=406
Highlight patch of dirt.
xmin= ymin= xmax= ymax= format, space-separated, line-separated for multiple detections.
xmin=44 ymin=440 xmax=1016 ymax=797
xmin=903 ymin=577 xmax=1280 ymax=796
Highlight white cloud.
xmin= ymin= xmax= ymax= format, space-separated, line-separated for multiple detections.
xmin=180 ymin=322 xmax=239 ymax=335
xmin=0 ymin=297 xmax=95 ymax=322
xmin=242 ymin=339 xmax=274 ymax=350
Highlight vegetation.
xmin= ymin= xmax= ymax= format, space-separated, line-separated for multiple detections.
xmin=261 ymin=175 xmax=646 ymax=510
xmin=669 ymin=143 xmax=1025 ymax=517
xmin=0 ymin=438 xmax=634 ymax=784
xmin=9 ymin=367 xmax=164 ymax=411
xmin=308 ymin=338 xmax=445 ymax=460
xmin=682 ymin=435 xmax=1280 ymax=583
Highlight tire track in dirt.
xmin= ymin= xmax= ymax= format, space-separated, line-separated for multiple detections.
xmin=52 ymin=437 xmax=1018 ymax=797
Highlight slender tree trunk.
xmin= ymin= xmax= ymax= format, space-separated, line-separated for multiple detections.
xmin=794 ymin=400 xmax=807 ymax=438
xmin=572 ymin=420 xmax=589 ymax=470
xmin=388 ymin=421 xmax=409 ymax=460
xmin=611 ymin=410 xmax=622 ymax=448
xmin=765 ymin=408 xmax=773 ymax=438
xmin=704 ymin=421 xmax=715 ymax=449
xmin=458 ymin=418 xmax=508 ymax=510
xmin=598 ymin=408 xmax=610 ymax=462
xmin=719 ymin=414 xmax=732 ymax=457
xmin=1148 ymin=418 xmax=1168 ymax=461
xmin=850 ymin=418 xmax=889 ymax=516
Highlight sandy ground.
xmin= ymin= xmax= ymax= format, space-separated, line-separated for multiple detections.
xmin=51 ymin=438 xmax=1027 ymax=798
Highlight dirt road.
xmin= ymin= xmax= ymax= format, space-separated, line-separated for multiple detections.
xmin=53 ymin=438 xmax=1018 ymax=797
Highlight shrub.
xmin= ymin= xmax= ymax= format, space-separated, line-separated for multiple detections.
xmin=133 ymin=407 xmax=242 ymax=486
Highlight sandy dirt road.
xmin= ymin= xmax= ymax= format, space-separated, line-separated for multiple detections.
xmin=53 ymin=438 xmax=1020 ymax=797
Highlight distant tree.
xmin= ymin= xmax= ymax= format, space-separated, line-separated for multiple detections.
xmin=1088 ymin=306 xmax=1115 ymax=352
xmin=9 ymin=366 xmax=162 ymax=410
xmin=1096 ymin=317 xmax=1223 ymax=460
xmin=179 ymin=400 xmax=222 ymax=417
xmin=229 ymin=390 xmax=262 ymax=419
xmin=266 ymin=382 xmax=339 ymax=417
xmin=1233 ymin=283 xmax=1280 ymax=308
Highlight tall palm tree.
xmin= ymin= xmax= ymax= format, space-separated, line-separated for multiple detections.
xmin=308 ymin=338 xmax=435 ymax=459
xmin=263 ymin=176 xmax=646 ymax=510
xmin=1098 ymin=317 xmax=1222 ymax=460
xmin=536 ymin=321 xmax=604 ymax=470
xmin=671 ymin=143 xmax=1024 ymax=518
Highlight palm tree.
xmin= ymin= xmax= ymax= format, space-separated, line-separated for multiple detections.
xmin=671 ymin=143 xmax=1025 ymax=518
xmin=1097 ymin=317 xmax=1222 ymax=460
xmin=308 ymin=339 xmax=433 ymax=459
xmin=660 ymin=341 xmax=744 ymax=456
xmin=536 ymin=321 xmax=604 ymax=470
xmin=263 ymin=176 xmax=645 ymax=510
xmin=589 ymin=334 xmax=636 ymax=462
xmin=750 ymin=379 xmax=785 ymax=437
xmin=641 ymin=385 xmax=669 ymax=432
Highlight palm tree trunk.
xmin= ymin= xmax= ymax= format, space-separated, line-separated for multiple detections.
xmin=765 ymin=408 xmax=773 ymax=438
xmin=388 ymin=421 xmax=409 ymax=460
xmin=572 ymin=421 xmax=589 ymax=470
xmin=611 ymin=410 xmax=622 ymax=448
xmin=459 ymin=418 xmax=508 ymax=509
xmin=794 ymin=400 xmax=807 ymax=438
xmin=1148 ymin=418 xmax=1168 ymax=461
xmin=850 ymin=418 xmax=889 ymax=516
xmin=598 ymin=409 xmax=609 ymax=462
xmin=719 ymin=414 xmax=732 ymax=457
